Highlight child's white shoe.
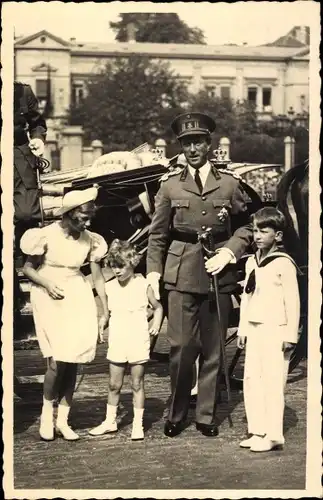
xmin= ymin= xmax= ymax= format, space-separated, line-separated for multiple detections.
xmin=56 ymin=424 xmax=80 ymax=441
xmin=239 ymin=435 xmax=264 ymax=448
xmin=89 ymin=404 xmax=118 ymax=436
xmin=250 ymin=436 xmax=284 ymax=452
xmin=56 ymin=404 xmax=80 ymax=441
xmin=131 ymin=423 xmax=144 ymax=441
xmin=89 ymin=419 xmax=118 ymax=436
xmin=131 ymin=408 xmax=144 ymax=441
xmin=39 ymin=398 xmax=55 ymax=441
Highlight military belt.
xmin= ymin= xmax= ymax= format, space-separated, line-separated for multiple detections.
xmin=170 ymin=229 xmax=228 ymax=245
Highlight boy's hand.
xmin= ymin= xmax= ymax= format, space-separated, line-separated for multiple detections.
xmin=237 ymin=335 xmax=246 ymax=349
xmin=282 ymin=341 xmax=295 ymax=353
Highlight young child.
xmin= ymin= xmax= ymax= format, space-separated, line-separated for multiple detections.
xmin=89 ymin=239 xmax=163 ymax=441
xmin=237 ymin=207 xmax=300 ymax=452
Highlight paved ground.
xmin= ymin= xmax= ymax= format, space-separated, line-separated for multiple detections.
xmin=11 ymin=319 xmax=309 ymax=494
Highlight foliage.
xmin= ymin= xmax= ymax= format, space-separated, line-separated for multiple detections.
xmin=68 ymin=56 xmax=189 ymax=151
xmin=109 ymin=13 xmax=206 ymax=44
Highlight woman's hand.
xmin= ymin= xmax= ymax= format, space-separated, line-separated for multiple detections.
xmin=237 ymin=335 xmax=246 ymax=349
xmin=149 ymin=326 xmax=159 ymax=337
xmin=45 ymin=281 xmax=65 ymax=300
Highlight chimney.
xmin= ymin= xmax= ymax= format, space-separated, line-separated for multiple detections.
xmin=126 ymin=22 xmax=136 ymax=44
xmin=294 ymin=26 xmax=309 ymax=45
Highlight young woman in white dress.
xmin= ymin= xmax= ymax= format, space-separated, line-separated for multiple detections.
xmin=21 ymin=187 xmax=109 ymax=441
xmin=89 ymin=239 xmax=163 ymax=440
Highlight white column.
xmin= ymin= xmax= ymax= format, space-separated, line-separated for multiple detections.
xmin=236 ymin=67 xmax=244 ymax=103
xmin=91 ymin=139 xmax=103 ymax=161
xmin=284 ymin=136 xmax=295 ymax=171
xmin=219 ymin=137 xmax=231 ymax=160
xmin=256 ymin=86 xmax=263 ymax=112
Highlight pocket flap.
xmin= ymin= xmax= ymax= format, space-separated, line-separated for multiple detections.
xmin=171 ymin=199 xmax=190 ymax=208
xmin=212 ymin=199 xmax=231 ymax=208
xmin=168 ymin=240 xmax=186 ymax=256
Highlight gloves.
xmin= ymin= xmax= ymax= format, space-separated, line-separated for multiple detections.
xmin=146 ymin=272 xmax=161 ymax=300
xmin=29 ymin=138 xmax=45 ymax=157
xmin=204 ymin=248 xmax=235 ymax=275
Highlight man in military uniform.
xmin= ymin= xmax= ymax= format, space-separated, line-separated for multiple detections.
xmin=13 ymin=82 xmax=47 ymax=330
xmin=14 ymin=81 xmax=47 ymax=249
xmin=146 ymin=112 xmax=252 ymax=437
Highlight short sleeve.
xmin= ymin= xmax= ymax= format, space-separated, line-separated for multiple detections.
xmin=88 ymin=232 xmax=108 ymax=262
xmin=20 ymin=227 xmax=47 ymax=256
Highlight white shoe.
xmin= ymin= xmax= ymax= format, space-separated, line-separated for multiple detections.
xmin=131 ymin=424 xmax=144 ymax=441
xmin=39 ymin=414 xmax=54 ymax=441
xmin=239 ymin=435 xmax=264 ymax=448
xmin=250 ymin=436 xmax=284 ymax=452
xmin=88 ymin=420 xmax=118 ymax=436
xmin=56 ymin=424 xmax=80 ymax=441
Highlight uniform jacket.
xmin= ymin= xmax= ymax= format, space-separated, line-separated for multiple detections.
xmin=14 ymin=82 xmax=47 ymax=190
xmin=238 ymin=249 xmax=300 ymax=343
xmin=146 ymin=161 xmax=253 ymax=294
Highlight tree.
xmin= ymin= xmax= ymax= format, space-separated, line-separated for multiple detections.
xmin=110 ymin=13 xmax=206 ymax=44
xmin=68 ymin=56 xmax=189 ymax=151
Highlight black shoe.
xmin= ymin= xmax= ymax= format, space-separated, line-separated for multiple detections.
xmin=164 ymin=420 xmax=185 ymax=438
xmin=196 ymin=422 xmax=219 ymax=437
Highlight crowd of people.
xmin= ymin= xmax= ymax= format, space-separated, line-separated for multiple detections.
xmin=14 ymin=90 xmax=301 ymax=453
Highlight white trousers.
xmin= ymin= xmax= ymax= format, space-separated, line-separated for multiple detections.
xmin=243 ymin=323 xmax=291 ymax=441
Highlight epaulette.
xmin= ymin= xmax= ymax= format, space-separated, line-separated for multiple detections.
xmin=159 ymin=165 xmax=183 ymax=182
xmin=217 ymin=168 xmax=242 ymax=180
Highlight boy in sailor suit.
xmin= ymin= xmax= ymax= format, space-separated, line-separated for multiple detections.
xmin=237 ymin=207 xmax=300 ymax=452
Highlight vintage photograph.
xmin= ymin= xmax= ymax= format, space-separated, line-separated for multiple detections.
xmin=2 ymin=1 xmax=321 ymax=498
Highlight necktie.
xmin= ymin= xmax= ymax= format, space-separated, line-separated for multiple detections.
xmin=194 ymin=168 xmax=203 ymax=193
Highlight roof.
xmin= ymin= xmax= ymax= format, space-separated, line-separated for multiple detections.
xmin=15 ymin=29 xmax=70 ymax=48
xmin=70 ymin=41 xmax=305 ymax=61
xmin=14 ymin=30 xmax=306 ymax=61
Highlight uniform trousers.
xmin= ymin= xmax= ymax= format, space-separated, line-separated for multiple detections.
xmin=243 ymin=322 xmax=291 ymax=441
xmin=167 ymin=290 xmax=232 ymax=425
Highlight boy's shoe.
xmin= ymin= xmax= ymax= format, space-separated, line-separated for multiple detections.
xmin=250 ymin=437 xmax=284 ymax=452
xmin=239 ymin=435 xmax=264 ymax=448
xmin=88 ymin=419 xmax=118 ymax=436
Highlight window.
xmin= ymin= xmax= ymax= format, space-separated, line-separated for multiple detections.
xmin=262 ymin=87 xmax=272 ymax=111
xmin=247 ymin=86 xmax=257 ymax=105
xmin=71 ymin=82 xmax=85 ymax=106
xmin=206 ymin=85 xmax=216 ymax=98
xmin=35 ymin=79 xmax=48 ymax=99
xmin=220 ymin=86 xmax=231 ymax=100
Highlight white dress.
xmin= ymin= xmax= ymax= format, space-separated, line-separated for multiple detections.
xmin=20 ymin=222 xmax=107 ymax=363
xmin=105 ymin=274 xmax=151 ymax=364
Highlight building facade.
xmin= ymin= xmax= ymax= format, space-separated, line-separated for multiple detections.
xmin=14 ymin=29 xmax=309 ymax=120
xmin=13 ymin=29 xmax=309 ymax=170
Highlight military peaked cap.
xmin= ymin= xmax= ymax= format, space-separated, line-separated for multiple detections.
xmin=171 ymin=112 xmax=216 ymax=139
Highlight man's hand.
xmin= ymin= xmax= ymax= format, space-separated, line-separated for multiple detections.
xmin=29 ymin=138 xmax=45 ymax=157
xmin=237 ymin=335 xmax=246 ymax=349
xmin=205 ymin=249 xmax=233 ymax=275
xmin=146 ymin=272 xmax=161 ymax=300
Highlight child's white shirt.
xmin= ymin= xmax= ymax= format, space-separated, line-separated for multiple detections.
xmin=238 ymin=250 xmax=300 ymax=343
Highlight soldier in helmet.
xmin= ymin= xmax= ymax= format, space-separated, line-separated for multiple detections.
xmin=146 ymin=112 xmax=253 ymax=438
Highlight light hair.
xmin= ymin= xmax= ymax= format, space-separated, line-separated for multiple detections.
xmin=106 ymin=239 xmax=141 ymax=269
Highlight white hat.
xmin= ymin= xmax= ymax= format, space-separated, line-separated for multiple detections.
xmin=57 ymin=187 xmax=98 ymax=216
